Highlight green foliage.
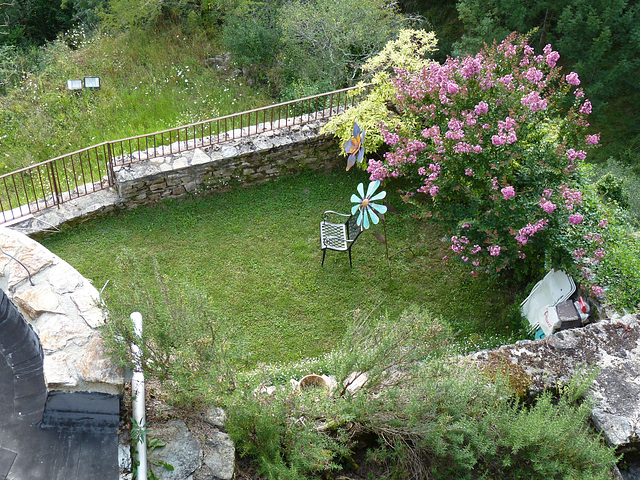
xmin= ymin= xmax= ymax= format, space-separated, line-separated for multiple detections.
xmin=101 ymin=253 xmax=250 ymax=407
xmin=0 ymin=45 xmax=19 ymax=94
xmin=322 ymin=28 xmax=438 ymax=154
xmin=221 ymin=0 xmax=408 ymax=96
xmin=277 ymin=0 xmax=405 ymax=93
xmin=225 ymin=309 xmax=619 ymax=480
xmin=328 ymin=306 xmax=453 ymax=395
xmin=99 ymin=0 xmax=217 ymax=31
xmin=594 ymin=229 xmax=640 ymax=312
xmin=0 ymin=0 xmax=73 ymax=48
xmin=220 ymin=0 xmax=282 ymax=89
xmin=453 ymin=0 xmax=640 ymax=96
xmin=592 ymin=158 xmax=640 ymax=222
xmin=0 ymin=27 xmax=270 ymax=170
xmin=596 ymin=172 xmax=628 ymax=209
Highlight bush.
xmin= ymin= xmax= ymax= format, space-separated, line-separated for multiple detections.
xmin=225 ymin=308 xmax=619 ymax=479
xmin=594 ymin=229 xmax=640 ymax=312
xmin=222 ymin=0 xmax=408 ymax=96
xmin=332 ymin=32 xmax=623 ymax=298
xmin=102 ymin=253 xmax=250 ymax=408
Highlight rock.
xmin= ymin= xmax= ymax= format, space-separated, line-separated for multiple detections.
xmin=473 ymin=314 xmax=640 ymax=447
xmin=148 ymin=419 xmax=202 ymax=480
xmin=203 ymin=431 xmax=235 ymax=480
xmin=204 ymin=407 xmax=226 ymax=429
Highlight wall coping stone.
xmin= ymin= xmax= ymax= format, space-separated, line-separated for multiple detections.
xmin=0 ymin=226 xmax=124 ymax=395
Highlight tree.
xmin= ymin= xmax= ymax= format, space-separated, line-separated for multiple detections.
xmin=0 ymin=0 xmax=73 ymax=47
xmin=453 ymin=0 xmax=640 ymax=107
xmin=332 ymin=33 xmax=614 ymax=294
xmin=278 ymin=0 xmax=406 ymax=94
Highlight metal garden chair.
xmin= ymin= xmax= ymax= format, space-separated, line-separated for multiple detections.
xmin=320 ymin=210 xmax=363 ymax=267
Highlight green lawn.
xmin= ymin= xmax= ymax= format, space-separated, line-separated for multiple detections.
xmin=41 ymin=170 xmax=522 ymax=365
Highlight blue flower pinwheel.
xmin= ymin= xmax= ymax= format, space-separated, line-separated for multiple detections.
xmin=343 ymin=122 xmax=366 ymax=171
xmin=351 ymin=180 xmax=387 ymax=229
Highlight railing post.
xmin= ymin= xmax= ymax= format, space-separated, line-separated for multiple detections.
xmin=106 ymin=142 xmax=116 ymax=187
xmin=47 ymin=161 xmax=61 ymax=207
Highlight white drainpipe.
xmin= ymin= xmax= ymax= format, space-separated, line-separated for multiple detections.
xmin=131 ymin=312 xmax=147 ymax=480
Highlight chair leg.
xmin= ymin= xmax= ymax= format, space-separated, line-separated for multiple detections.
xmin=348 ymin=249 xmax=353 ymax=268
xmin=321 ymin=249 xmax=326 ymax=267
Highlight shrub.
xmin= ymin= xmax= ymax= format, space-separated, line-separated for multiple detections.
xmin=594 ymin=229 xmax=640 ymax=312
xmin=102 ymin=253 xmax=250 ymax=408
xmin=332 ymin=32 xmax=620 ymax=297
xmin=277 ymin=0 xmax=406 ymax=93
xmin=225 ymin=308 xmax=619 ymax=479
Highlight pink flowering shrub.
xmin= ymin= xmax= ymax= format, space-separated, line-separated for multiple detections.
xmin=368 ymin=33 xmax=609 ymax=291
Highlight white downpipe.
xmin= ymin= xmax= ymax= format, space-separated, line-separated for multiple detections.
xmin=131 ymin=312 xmax=147 ymax=480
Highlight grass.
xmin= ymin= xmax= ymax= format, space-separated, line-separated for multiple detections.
xmin=0 ymin=26 xmax=271 ymax=172
xmin=41 ymin=169 xmax=523 ymax=366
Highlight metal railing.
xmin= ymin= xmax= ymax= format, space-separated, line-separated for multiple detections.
xmin=0 ymin=84 xmax=370 ymax=224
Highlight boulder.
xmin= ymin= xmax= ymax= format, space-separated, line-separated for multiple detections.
xmin=473 ymin=314 xmax=640 ymax=448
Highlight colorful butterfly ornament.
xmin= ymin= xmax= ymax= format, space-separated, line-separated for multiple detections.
xmin=343 ymin=122 xmax=366 ymax=171
xmin=351 ymin=180 xmax=387 ymax=229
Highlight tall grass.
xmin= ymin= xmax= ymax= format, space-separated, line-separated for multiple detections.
xmin=0 ymin=26 xmax=270 ymax=172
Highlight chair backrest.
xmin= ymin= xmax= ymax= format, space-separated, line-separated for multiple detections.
xmin=346 ymin=214 xmax=362 ymax=243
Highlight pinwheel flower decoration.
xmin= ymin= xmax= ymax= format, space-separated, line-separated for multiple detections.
xmin=351 ymin=180 xmax=387 ymax=229
xmin=343 ymin=122 xmax=366 ymax=171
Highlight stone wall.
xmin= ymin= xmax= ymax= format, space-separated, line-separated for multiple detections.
xmin=114 ymin=120 xmax=341 ymax=210
xmin=9 ymin=118 xmax=341 ymax=237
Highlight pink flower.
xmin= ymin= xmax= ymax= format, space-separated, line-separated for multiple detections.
xmin=594 ymin=248 xmax=606 ymax=260
xmin=521 ymin=91 xmax=548 ymax=112
xmin=566 ymin=72 xmax=581 ymax=86
xmin=515 ymin=218 xmax=548 ymax=245
xmin=429 ymin=185 xmax=439 ymax=196
xmin=545 ymin=50 xmax=560 ymax=68
xmin=586 ymin=134 xmax=600 ymax=145
xmin=525 ymin=67 xmax=543 ymax=83
xmin=591 ymin=285 xmax=604 ymax=297
xmin=491 ymin=135 xmax=506 ymax=146
xmin=540 ymin=200 xmax=556 ymax=214
xmin=566 ymin=149 xmax=587 ymax=162
xmin=579 ymin=100 xmax=592 ymax=115
xmin=474 ymin=101 xmax=489 ymax=115
xmin=501 ymin=186 xmax=515 ymax=200
xmin=572 ymin=248 xmax=587 ymax=260
xmin=568 ymin=213 xmax=584 ymax=225
xmin=461 ymin=56 xmax=482 ymax=79
xmin=465 ymin=168 xmax=474 ymax=176
xmin=488 ymin=245 xmax=501 ymax=256
xmin=598 ymin=219 xmax=609 ymax=228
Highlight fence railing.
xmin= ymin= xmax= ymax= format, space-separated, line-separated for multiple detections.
xmin=0 ymin=84 xmax=370 ymax=224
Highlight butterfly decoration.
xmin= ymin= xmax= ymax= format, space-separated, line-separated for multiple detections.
xmin=351 ymin=180 xmax=387 ymax=229
xmin=343 ymin=122 xmax=366 ymax=171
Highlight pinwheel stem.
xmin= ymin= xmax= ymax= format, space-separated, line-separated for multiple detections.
xmin=383 ymin=218 xmax=391 ymax=277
